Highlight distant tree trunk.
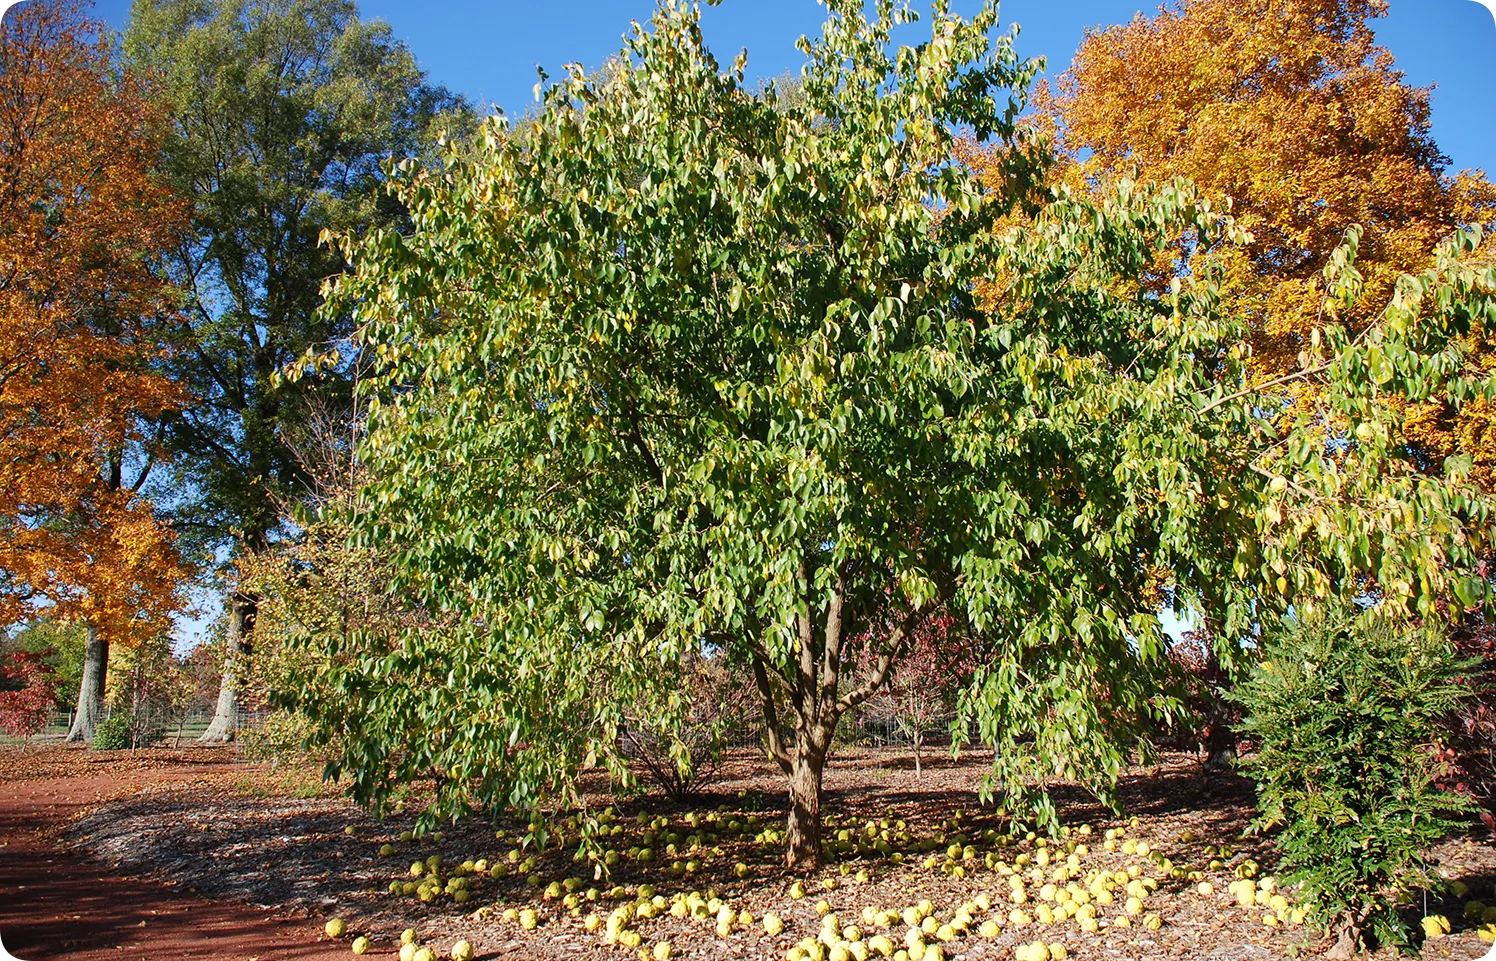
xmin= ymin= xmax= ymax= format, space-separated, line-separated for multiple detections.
xmin=913 ymin=730 xmax=923 ymax=778
xmin=65 ymin=623 xmax=107 ymax=743
xmin=1203 ymin=714 xmax=1238 ymax=771
xmin=199 ymin=591 xmax=256 ymax=743
xmin=1201 ymin=648 xmax=1237 ymax=772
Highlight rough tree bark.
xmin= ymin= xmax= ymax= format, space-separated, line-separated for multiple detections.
xmin=65 ymin=623 xmax=107 ymax=742
xmin=748 ymin=561 xmax=931 ymax=870
xmin=198 ymin=591 xmax=256 ymax=743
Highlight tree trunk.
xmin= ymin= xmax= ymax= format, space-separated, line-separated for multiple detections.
xmin=785 ymin=737 xmax=828 ymax=870
xmin=65 ymin=623 xmax=107 ymax=743
xmin=1203 ymin=717 xmax=1237 ymax=771
xmin=199 ymin=592 xmax=255 ymax=743
xmin=746 ymin=557 xmax=941 ymax=873
xmin=913 ymin=731 xmax=923 ymax=778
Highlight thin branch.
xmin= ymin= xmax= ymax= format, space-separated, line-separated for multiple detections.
xmin=751 ymin=651 xmax=792 ymax=774
xmin=836 ymin=603 xmax=927 ymax=715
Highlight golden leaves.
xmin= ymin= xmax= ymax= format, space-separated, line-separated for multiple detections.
xmin=1035 ymin=0 xmax=1496 ymax=490
xmin=0 ymin=1 xmax=188 ymax=644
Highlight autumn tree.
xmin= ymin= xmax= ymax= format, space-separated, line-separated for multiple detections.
xmin=1035 ymin=0 xmax=1496 ymax=484
xmin=858 ymin=609 xmax=972 ymax=778
xmin=122 ymin=0 xmax=470 ymax=741
xmin=0 ymin=649 xmax=57 ymax=741
xmin=314 ymin=0 xmax=1491 ymax=870
xmin=0 ymin=0 xmax=188 ymax=741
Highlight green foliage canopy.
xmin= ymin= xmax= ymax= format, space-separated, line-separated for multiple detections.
xmin=303 ymin=0 xmax=1494 ymax=851
xmin=124 ymin=0 xmax=470 ymax=556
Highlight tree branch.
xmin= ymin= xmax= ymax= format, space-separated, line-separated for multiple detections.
xmin=750 ymin=650 xmax=792 ymax=774
xmin=836 ymin=603 xmax=927 ymax=715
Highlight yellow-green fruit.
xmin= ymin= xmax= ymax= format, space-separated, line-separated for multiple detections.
xmin=519 ymin=908 xmax=539 ymax=930
xmin=790 ymin=882 xmax=807 ymax=900
xmin=1143 ymin=914 xmax=1163 ymax=931
xmin=652 ymin=942 xmax=674 ymax=960
xmin=765 ymin=914 xmax=786 ymax=936
xmin=411 ymin=861 xmax=426 ymax=877
xmin=325 ymin=919 xmax=348 ymax=938
xmin=413 ymin=950 xmax=435 ymax=961
xmin=379 ymin=844 xmax=395 ymax=856
xmin=451 ymin=940 xmax=474 ymax=961
xmin=1047 ymin=945 xmax=1068 ymax=961
xmin=979 ymin=921 xmax=1001 ymax=938
xmin=1421 ymin=915 xmax=1451 ymax=938
xmin=351 ymin=936 xmax=370 ymax=956
xmin=399 ymin=945 xmax=417 ymax=961
xmin=401 ymin=929 xmax=419 ymax=945
xmin=1476 ymin=922 xmax=1496 ymax=943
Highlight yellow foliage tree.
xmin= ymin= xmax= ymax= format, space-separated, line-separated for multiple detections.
xmin=1031 ymin=0 xmax=1496 ymax=484
xmin=0 ymin=0 xmax=189 ymax=739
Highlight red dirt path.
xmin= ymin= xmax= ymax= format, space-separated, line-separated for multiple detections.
xmin=0 ymin=748 xmax=349 ymax=961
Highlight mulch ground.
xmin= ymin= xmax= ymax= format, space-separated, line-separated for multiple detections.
xmin=2 ymin=745 xmax=1494 ymax=961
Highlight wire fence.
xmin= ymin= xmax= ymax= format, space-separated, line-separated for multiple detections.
xmin=0 ymin=705 xmax=268 ymax=748
xmin=717 ymin=711 xmax=975 ymax=751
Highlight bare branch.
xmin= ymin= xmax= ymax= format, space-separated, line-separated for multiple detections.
xmin=751 ymin=650 xmax=792 ymax=774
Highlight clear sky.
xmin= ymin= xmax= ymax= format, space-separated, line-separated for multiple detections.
xmin=80 ymin=0 xmax=1496 ymax=175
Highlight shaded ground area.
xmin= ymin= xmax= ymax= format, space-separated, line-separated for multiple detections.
xmin=0 ymin=748 xmax=352 ymax=961
xmin=12 ymin=745 xmax=1492 ymax=960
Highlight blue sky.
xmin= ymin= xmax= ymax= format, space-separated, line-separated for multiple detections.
xmin=80 ymin=0 xmax=1496 ymax=174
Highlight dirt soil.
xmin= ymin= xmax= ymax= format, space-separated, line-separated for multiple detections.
xmin=0 ymin=746 xmax=350 ymax=961
xmin=3 ymin=745 xmax=1495 ymax=961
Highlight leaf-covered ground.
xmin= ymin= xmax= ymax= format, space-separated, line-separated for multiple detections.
xmin=37 ymin=746 xmax=1494 ymax=961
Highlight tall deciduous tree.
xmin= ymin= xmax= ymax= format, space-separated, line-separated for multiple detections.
xmin=314 ymin=0 xmax=1491 ymax=868
xmin=122 ymin=0 xmax=469 ymax=741
xmin=0 ymin=0 xmax=188 ymax=742
xmin=1035 ymin=0 xmax=1496 ymax=483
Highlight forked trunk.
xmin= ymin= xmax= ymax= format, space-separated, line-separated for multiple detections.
xmin=747 ymin=558 xmax=939 ymax=873
xmin=199 ymin=593 xmax=255 ymax=743
xmin=66 ymin=624 xmax=108 ymax=743
xmin=785 ymin=742 xmax=827 ymax=869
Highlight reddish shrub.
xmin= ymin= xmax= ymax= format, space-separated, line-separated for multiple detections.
xmin=0 ymin=649 xmax=59 ymax=738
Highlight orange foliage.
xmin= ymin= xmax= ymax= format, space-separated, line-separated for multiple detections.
xmin=0 ymin=0 xmax=188 ymax=645
xmin=1023 ymin=0 xmax=1496 ymax=484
